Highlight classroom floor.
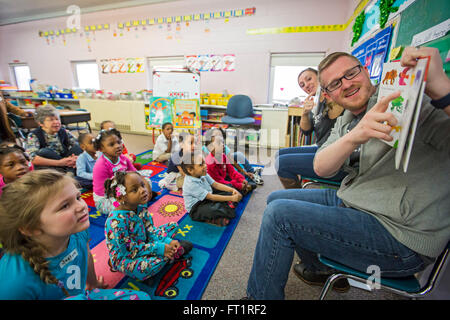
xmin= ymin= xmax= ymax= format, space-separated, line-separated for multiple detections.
xmin=94 ymin=130 xmax=406 ymax=300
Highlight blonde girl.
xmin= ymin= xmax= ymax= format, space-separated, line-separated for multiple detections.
xmin=0 ymin=169 xmax=149 ymax=300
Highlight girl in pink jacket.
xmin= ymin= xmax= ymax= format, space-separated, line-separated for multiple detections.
xmin=205 ymin=135 xmax=254 ymax=195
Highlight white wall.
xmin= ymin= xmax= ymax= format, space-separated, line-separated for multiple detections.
xmin=0 ymin=0 xmax=356 ymax=104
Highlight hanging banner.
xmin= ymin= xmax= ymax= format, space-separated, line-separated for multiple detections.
xmin=351 ymin=25 xmax=393 ymax=85
xmin=99 ymin=57 xmax=145 ymax=74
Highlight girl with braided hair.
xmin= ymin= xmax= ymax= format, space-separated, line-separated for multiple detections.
xmin=104 ymin=170 xmax=192 ymax=283
xmin=0 ymin=169 xmax=149 ymax=300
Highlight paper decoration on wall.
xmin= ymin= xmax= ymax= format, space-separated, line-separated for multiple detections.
xmin=222 ymin=54 xmax=236 ymax=71
xmin=351 ymin=25 xmax=393 ymax=85
xmin=246 ymin=0 xmax=370 ymax=35
xmin=210 ymin=55 xmax=223 ymax=72
xmin=184 ymin=54 xmax=230 ymax=72
xmin=99 ymin=58 xmax=145 ymax=74
xmin=172 ymin=99 xmax=201 ymax=129
xmin=197 ymin=55 xmax=212 ymax=71
xmin=147 ymin=97 xmax=174 ymax=129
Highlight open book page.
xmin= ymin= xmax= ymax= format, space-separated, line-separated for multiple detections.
xmin=376 ymin=57 xmax=430 ymax=170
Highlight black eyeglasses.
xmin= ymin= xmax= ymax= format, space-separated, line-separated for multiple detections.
xmin=324 ymin=65 xmax=362 ymax=92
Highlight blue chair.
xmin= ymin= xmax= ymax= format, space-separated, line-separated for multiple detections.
xmin=221 ymin=95 xmax=255 ymax=126
xmin=221 ymin=95 xmax=256 ymax=151
xmin=318 ymin=241 xmax=450 ymax=300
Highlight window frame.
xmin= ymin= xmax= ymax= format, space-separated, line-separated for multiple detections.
xmin=268 ymin=52 xmax=326 ymax=104
xmin=9 ymin=63 xmax=32 ymax=91
xmin=71 ymin=60 xmax=101 ymax=90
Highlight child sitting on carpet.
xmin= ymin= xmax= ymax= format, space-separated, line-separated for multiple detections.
xmin=152 ymin=122 xmax=180 ymax=163
xmin=158 ymin=132 xmax=197 ymax=191
xmin=75 ymin=133 xmax=98 ymax=190
xmin=202 ymin=127 xmax=263 ymax=185
xmin=0 ymin=169 xmax=149 ymax=300
xmin=181 ymin=152 xmax=241 ymax=227
xmin=0 ymin=143 xmax=33 ymax=197
xmin=92 ymin=128 xmax=151 ymax=215
xmin=104 ymin=170 xmax=193 ymax=283
xmin=100 ymin=120 xmax=142 ymax=170
xmin=205 ymin=135 xmax=255 ymax=195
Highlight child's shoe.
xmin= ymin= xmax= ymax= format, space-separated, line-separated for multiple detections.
xmin=252 ymin=169 xmax=264 ymax=185
xmin=173 ymin=240 xmax=194 ymax=260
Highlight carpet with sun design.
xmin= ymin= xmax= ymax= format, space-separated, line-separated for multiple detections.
xmin=83 ymin=149 xmax=259 ymax=300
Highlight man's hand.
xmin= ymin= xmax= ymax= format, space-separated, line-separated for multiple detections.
xmin=401 ymin=46 xmax=450 ymax=101
xmin=346 ymin=91 xmax=400 ymax=146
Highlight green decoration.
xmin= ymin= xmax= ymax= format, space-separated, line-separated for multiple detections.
xmin=352 ymin=11 xmax=365 ymax=46
xmin=379 ymin=0 xmax=399 ymax=29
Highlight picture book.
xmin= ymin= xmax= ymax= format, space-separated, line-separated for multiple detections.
xmin=377 ymin=57 xmax=430 ymax=171
xmin=172 ymin=99 xmax=201 ymax=129
xmin=147 ymin=97 xmax=173 ymax=128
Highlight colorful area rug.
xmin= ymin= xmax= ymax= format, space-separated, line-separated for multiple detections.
xmin=84 ymin=149 xmax=259 ymax=300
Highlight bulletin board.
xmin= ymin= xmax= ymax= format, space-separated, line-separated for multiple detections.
xmin=394 ymin=0 xmax=450 ymax=48
xmin=152 ymin=70 xmax=200 ymax=99
xmin=394 ymin=0 xmax=450 ymax=77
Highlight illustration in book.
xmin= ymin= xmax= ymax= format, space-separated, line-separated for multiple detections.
xmin=377 ymin=57 xmax=430 ymax=171
xmin=148 ymin=97 xmax=173 ymax=128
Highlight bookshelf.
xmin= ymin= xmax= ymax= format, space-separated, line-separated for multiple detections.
xmin=286 ymin=106 xmax=315 ymax=147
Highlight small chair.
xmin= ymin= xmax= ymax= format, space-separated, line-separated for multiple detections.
xmin=318 ymin=241 xmax=450 ymax=300
xmin=221 ymin=95 xmax=255 ymax=151
xmin=301 ymin=176 xmax=341 ymax=189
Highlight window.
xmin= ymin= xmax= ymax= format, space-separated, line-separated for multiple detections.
xmin=10 ymin=64 xmax=31 ymax=90
xmin=72 ymin=61 xmax=100 ymax=89
xmin=269 ymin=53 xmax=325 ymax=104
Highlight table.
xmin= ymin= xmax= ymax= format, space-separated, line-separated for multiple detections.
xmin=59 ymin=111 xmax=92 ymax=133
xmin=20 ymin=111 xmax=92 ymax=133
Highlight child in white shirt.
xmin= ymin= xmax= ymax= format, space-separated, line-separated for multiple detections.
xmin=152 ymin=122 xmax=180 ymax=163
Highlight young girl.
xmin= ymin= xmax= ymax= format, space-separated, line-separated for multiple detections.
xmin=158 ymin=132 xmax=196 ymax=191
xmin=104 ymin=171 xmax=192 ymax=283
xmin=205 ymin=135 xmax=255 ymax=195
xmin=0 ymin=143 xmax=33 ymax=197
xmin=152 ymin=122 xmax=180 ymax=163
xmin=203 ymin=127 xmax=263 ymax=185
xmin=182 ymin=152 xmax=242 ymax=226
xmin=92 ymin=128 xmax=151 ymax=215
xmin=0 ymin=169 xmax=149 ymax=300
xmin=100 ymin=120 xmax=142 ymax=170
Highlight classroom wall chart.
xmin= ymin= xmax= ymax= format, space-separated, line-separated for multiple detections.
xmin=351 ymin=24 xmax=393 ymax=85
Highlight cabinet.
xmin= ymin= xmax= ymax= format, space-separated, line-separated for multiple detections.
xmin=259 ymin=108 xmax=288 ymax=149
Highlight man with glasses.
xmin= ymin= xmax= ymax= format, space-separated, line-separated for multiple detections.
xmin=245 ymin=47 xmax=450 ymax=300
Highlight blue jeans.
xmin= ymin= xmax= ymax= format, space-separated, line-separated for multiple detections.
xmin=275 ymin=146 xmax=346 ymax=182
xmin=246 ymin=188 xmax=426 ymax=300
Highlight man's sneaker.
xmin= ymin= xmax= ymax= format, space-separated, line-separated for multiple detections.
xmin=293 ymin=262 xmax=350 ymax=293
